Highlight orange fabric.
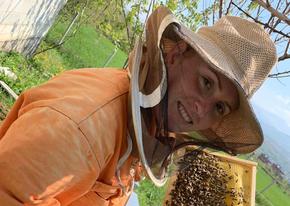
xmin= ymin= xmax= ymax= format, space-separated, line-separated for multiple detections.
xmin=0 ymin=68 xmax=138 ymax=206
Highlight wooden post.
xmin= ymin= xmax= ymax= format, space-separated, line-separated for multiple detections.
xmin=0 ymin=81 xmax=18 ymax=100
xmin=103 ymin=46 xmax=118 ymax=67
xmin=58 ymin=12 xmax=80 ymax=45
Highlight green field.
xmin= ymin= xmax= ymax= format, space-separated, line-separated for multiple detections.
xmin=256 ymin=166 xmax=290 ymax=206
xmin=256 ymin=167 xmax=273 ymax=191
xmin=263 ymin=182 xmax=290 ymax=206
xmin=44 ymin=21 xmax=127 ymax=69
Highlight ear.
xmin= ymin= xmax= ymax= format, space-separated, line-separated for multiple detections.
xmin=165 ymin=40 xmax=188 ymax=65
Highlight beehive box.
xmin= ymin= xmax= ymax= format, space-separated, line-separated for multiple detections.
xmin=163 ymin=151 xmax=257 ymax=206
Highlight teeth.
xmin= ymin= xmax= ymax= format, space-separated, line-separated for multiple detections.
xmin=178 ymin=103 xmax=192 ymax=123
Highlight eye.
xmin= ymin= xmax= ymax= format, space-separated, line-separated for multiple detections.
xmin=202 ymin=76 xmax=212 ymax=90
xmin=216 ymin=102 xmax=225 ymax=116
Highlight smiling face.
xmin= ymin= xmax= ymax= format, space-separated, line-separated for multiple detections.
xmin=164 ymin=41 xmax=239 ymax=132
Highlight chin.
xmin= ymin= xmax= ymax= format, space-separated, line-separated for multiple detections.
xmin=167 ymin=124 xmax=180 ymax=133
xmin=168 ymin=124 xmax=190 ymax=133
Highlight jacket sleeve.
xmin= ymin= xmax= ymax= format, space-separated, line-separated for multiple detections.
xmin=0 ymin=107 xmax=99 ymax=206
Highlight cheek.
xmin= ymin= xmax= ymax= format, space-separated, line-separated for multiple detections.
xmin=167 ymin=70 xmax=184 ymax=97
xmin=182 ymin=64 xmax=202 ymax=95
xmin=180 ymin=75 xmax=202 ymax=107
xmin=195 ymin=115 xmax=218 ymax=130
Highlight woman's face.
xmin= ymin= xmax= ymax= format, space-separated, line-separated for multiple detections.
xmin=165 ymin=42 xmax=239 ymax=132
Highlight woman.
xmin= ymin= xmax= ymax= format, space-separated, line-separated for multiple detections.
xmin=0 ymin=6 xmax=276 ymax=206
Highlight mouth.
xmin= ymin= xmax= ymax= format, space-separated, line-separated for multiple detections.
xmin=177 ymin=101 xmax=193 ymax=124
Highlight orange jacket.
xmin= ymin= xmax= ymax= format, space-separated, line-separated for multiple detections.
xmin=0 ymin=68 xmax=140 ymax=206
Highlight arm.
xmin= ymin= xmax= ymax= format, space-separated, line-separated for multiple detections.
xmin=0 ymin=107 xmax=99 ymax=205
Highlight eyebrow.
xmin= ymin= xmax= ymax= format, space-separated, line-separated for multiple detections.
xmin=210 ymin=68 xmax=233 ymax=112
xmin=210 ymin=69 xmax=221 ymax=90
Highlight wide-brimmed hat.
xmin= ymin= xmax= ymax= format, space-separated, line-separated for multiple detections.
xmin=128 ymin=6 xmax=277 ymax=186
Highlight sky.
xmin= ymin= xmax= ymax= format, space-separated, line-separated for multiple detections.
xmin=251 ymin=49 xmax=290 ymax=134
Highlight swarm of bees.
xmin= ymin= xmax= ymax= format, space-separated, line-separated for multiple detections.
xmin=165 ymin=151 xmax=248 ymax=206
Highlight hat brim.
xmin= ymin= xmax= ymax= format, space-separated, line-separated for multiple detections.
xmin=130 ymin=38 xmax=169 ymax=186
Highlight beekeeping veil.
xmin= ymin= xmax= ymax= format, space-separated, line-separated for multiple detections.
xmin=127 ymin=6 xmax=277 ymax=186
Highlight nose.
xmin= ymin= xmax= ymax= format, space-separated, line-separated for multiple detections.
xmin=194 ymin=98 xmax=213 ymax=118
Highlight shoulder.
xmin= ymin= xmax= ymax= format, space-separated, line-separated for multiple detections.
xmin=19 ymin=68 xmax=130 ymax=124
xmin=56 ymin=68 xmax=129 ymax=92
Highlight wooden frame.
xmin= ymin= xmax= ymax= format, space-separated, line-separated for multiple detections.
xmin=163 ymin=151 xmax=257 ymax=206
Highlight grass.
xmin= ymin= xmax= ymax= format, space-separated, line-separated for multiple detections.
xmin=256 ymin=166 xmax=290 ymax=205
xmin=44 ymin=21 xmax=127 ymax=69
xmin=0 ymin=51 xmax=58 ymax=108
xmin=263 ymin=183 xmax=290 ymax=206
xmin=256 ymin=167 xmax=273 ymax=191
xmin=135 ymin=179 xmax=167 ymax=206
xmin=256 ymin=193 xmax=274 ymax=206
